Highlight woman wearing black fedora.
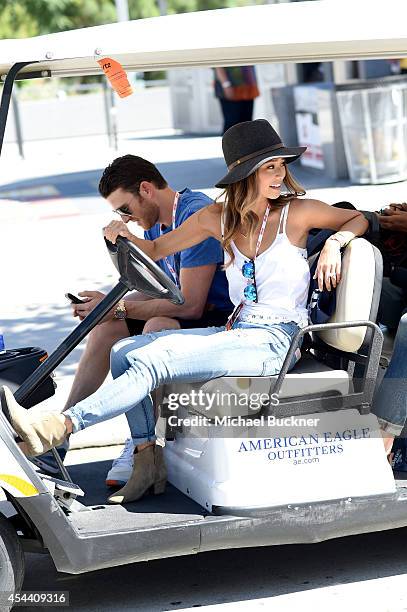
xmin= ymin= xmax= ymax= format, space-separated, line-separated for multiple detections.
xmin=2 ymin=119 xmax=369 ymax=504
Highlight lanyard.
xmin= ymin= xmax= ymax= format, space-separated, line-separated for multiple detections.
xmin=253 ymin=204 xmax=270 ymax=261
xmin=171 ymin=190 xmax=179 ymax=229
xmin=226 ymin=204 xmax=270 ymax=330
xmin=161 ymin=191 xmax=180 ymax=286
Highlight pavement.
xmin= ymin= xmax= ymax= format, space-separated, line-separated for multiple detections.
xmin=1 ymin=129 xmax=407 ymax=452
xmin=18 ymin=495 xmax=407 ymax=612
xmin=2 ymin=128 xmax=407 ymax=206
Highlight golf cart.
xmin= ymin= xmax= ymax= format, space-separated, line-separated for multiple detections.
xmin=1 ymin=0 xmax=407 ymax=605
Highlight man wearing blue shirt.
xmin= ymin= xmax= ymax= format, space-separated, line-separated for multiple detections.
xmin=33 ymin=155 xmax=232 ymax=483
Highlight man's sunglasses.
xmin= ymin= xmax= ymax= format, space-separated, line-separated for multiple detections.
xmin=114 ymin=205 xmax=132 ymax=217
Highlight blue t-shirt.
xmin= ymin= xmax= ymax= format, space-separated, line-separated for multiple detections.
xmin=144 ymin=188 xmax=232 ymax=311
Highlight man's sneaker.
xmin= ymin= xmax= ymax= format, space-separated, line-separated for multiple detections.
xmin=30 ymin=446 xmax=67 ymax=476
xmin=105 ymin=438 xmax=135 ymax=487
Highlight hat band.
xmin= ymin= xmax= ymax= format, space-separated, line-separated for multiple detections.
xmin=227 ymin=143 xmax=284 ymax=171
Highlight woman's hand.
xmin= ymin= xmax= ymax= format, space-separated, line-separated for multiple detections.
xmin=314 ymin=240 xmax=342 ymax=291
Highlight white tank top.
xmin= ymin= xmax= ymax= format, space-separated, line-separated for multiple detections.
xmin=223 ymin=203 xmax=310 ymax=328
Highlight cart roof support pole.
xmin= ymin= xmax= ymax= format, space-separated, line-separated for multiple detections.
xmin=0 ymin=61 xmax=37 ymax=159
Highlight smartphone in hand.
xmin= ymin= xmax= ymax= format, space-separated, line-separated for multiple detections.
xmin=65 ymin=292 xmax=86 ymax=305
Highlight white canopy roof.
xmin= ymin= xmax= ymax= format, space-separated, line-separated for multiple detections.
xmin=0 ymin=0 xmax=406 ymax=78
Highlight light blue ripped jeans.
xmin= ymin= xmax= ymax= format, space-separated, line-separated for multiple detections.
xmin=372 ymin=313 xmax=407 ymax=437
xmin=65 ymin=321 xmax=301 ymax=443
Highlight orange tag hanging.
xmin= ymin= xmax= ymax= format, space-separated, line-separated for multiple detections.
xmin=97 ymin=57 xmax=133 ymax=98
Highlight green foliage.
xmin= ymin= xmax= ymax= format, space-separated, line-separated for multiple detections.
xmin=168 ymin=0 xmax=228 ymax=12
xmin=128 ymin=0 xmax=160 ymax=19
xmin=0 ymin=0 xmax=265 ymax=40
xmin=167 ymin=0 xmax=263 ymax=13
xmin=0 ymin=0 xmax=116 ymax=39
xmin=0 ymin=2 xmax=37 ymax=38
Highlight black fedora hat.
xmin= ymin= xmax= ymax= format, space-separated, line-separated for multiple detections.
xmin=215 ymin=119 xmax=306 ymax=188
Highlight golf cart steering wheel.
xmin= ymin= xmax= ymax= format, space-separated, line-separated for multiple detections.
xmin=105 ymin=236 xmax=184 ymax=305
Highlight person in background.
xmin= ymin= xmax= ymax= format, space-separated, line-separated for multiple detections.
xmin=332 ymin=201 xmax=407 ymax=461
xmin=376 ymin=202 xmax=407 ymax=332
xmin=309 ymin=200 xmax=407 ymax=332
xmin=372 ymin=203 xmax=407 ymax=466
xmin=214 ymin=66 xmax=259 ymax=134
xmin=371 ymin=313 xmax=407 ymax=459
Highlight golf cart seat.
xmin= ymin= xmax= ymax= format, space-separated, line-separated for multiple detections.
xmin=171 ymin=357 xmax=351 ymax=420
xmin=163 ymin=237 xmax=383 ymax=421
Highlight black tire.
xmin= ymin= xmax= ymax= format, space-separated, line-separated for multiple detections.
xmin=0 ymin=516 xmax=25 ymax=611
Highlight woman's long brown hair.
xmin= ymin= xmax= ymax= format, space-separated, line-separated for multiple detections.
xmin=219 ymin=166 xmax=305 ymax=267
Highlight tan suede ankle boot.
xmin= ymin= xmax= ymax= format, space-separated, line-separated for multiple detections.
xmin=107 ymin=444 xmax=167 ymax=505
xmin=1 ymin=385 xmax=67 ymax=456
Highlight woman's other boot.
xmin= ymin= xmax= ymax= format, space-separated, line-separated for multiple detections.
xmin=107 ymin=444 xmax=167 ymax=504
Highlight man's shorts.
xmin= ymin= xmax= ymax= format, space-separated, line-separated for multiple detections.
xmin=125 ymin=308 xmax=232 ymax=337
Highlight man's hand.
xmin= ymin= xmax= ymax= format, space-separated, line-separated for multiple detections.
xmin=388 ymin=202 xmax=407 ymax=212
xmin=72 ymin=290 xmax=114 ymax=323
xmin=378 ymin=208 xmax=407 ymax=233
xmin=104 ymin=220 xmax=134 ymax=244
xmin=222 ymin=86 xmax=235 ymax=101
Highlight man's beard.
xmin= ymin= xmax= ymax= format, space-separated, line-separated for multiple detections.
xmin=140 ymin=204 xmax=160 ymax=230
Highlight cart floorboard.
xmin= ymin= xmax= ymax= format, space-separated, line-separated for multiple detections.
xmin=15 ymin=457 xmax=407 ymax=575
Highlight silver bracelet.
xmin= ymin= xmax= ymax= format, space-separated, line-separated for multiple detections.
xmin=221 ymin=80 xmax=232 ymax=89
xmin=327 ymin=232 xmax=348 ymax=248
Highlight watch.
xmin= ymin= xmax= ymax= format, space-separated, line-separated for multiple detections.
xmin=113 ymin=299 xmax=127 ymax=320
